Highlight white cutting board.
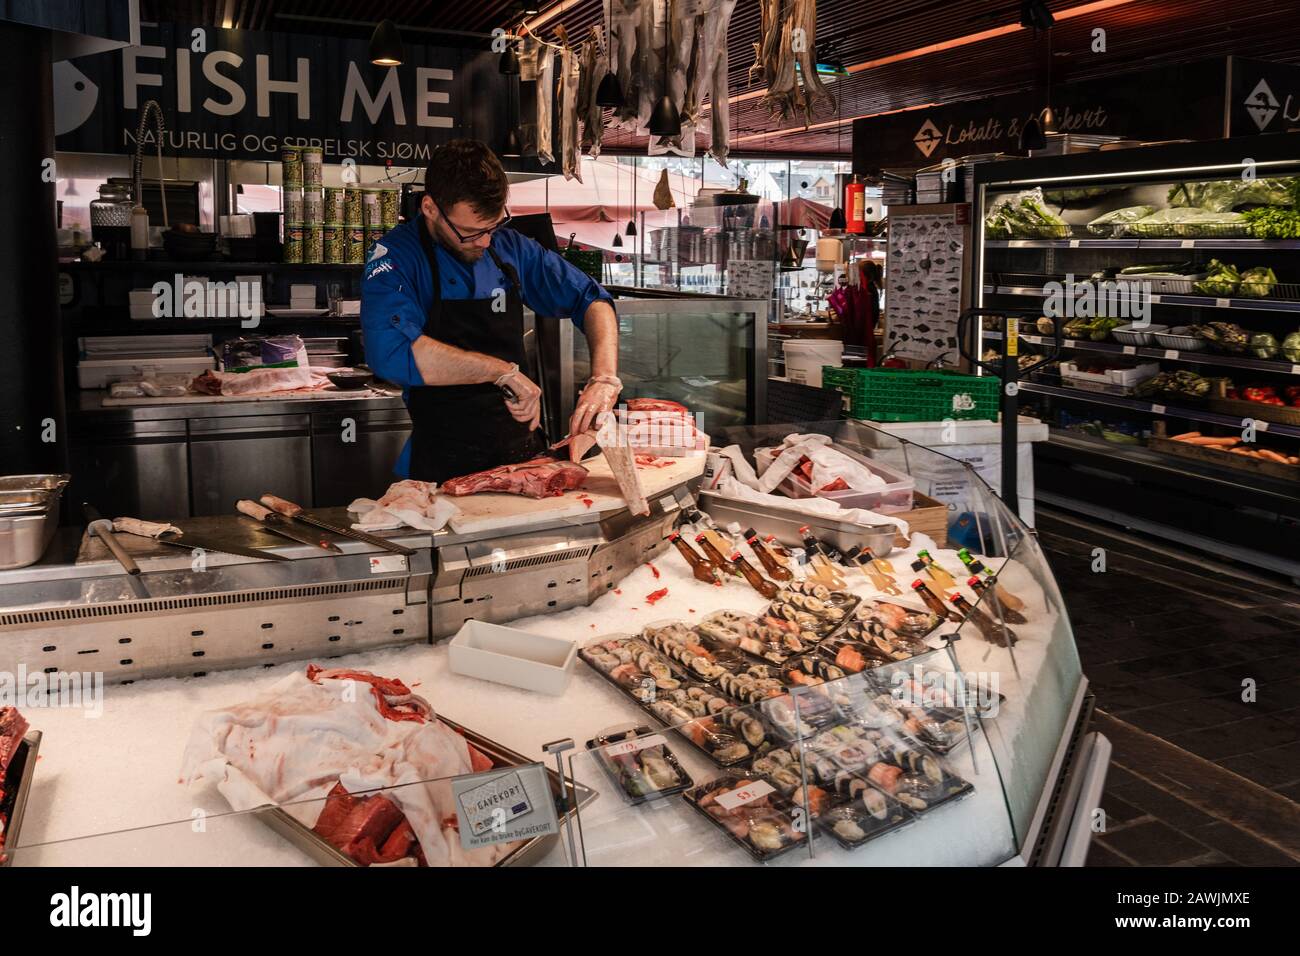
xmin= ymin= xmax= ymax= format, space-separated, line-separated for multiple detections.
xmin=446 ymin=453 xmax=705 ymax=535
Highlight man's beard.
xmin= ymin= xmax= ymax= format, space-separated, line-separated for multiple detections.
xmin=448 ymin=243 xmax=486 ymax=264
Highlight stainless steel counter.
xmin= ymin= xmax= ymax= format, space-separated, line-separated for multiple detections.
xmin=73 ymin=388 xmax=408 ymax=422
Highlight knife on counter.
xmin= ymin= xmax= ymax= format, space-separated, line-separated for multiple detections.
xmin=259 ymin=494 xmax=417 ymax=556
xmin=237 ymin=500 xmax=345 ymax=553
xmin=112 ymin=515 xmax=290 ymax=562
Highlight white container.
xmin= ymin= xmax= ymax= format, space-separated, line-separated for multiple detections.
xmin=448 ymin=620 xmax=577 ymax=696
xmin=783 ymin=340 xmax=843 ymax=387
xmin=1060 ymin=360 xmax=1159 ymax=393
xmin=289 ymin=283 xmax=316 ymax=301
xmin=78 ymin=353 xmax=215 ymax=389
xmin=755 ymin=442 xmax=915 ymax=513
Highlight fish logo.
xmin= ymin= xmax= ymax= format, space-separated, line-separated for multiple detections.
xmin=53 ymin=61 xmax=99 ymax=136
xmin=913 ymin=119 xmax=942 ymax=158
xmin=367 ymin=242 xmax=388 ymax=262
xmin=1244 ymin=78 xmax=1279 ymax=131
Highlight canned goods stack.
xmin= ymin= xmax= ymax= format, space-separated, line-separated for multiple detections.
xmin=363 ymin=187 xmax=385 ymax=255
xmin=323 ymin=187 xmax=345 ymax=224
xmin=281 ymin=145 xmax=304 ymax=263
xmin=303 ymin=187 xmax=324 ymax=264
xmin=301 ymin=147 xmax=323 ymax=187
xmin=378 ymin=186 xmax=400 ymax=230
xmin=343 ymin=184 xmax=365 ymax=264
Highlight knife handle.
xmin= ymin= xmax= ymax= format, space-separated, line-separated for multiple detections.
xmin=260 ymin=494 xmax=303 ymax=517
xmin=237 ymin=499 xmax=273 ymax=521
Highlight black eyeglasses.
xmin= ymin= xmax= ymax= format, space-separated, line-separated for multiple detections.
xmin=434 ymin=200 xmax=512 ymax=243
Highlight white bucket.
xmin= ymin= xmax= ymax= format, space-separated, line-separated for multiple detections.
xmin=783 ymin=340 xmax=843 ymax=388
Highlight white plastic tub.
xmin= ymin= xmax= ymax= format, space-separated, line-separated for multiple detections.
xmin=448 ymin=620 xmax=578 ymax=696
xmin=756 ymin=443 xmax=915 ymax=513
xmin=1060 ymin=360 xmax=1159 ymax=395
xmin=783 ymin=340 xmax=843 ymax=387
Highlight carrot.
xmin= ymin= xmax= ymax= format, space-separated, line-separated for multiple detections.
xmin=1171 ymin=431 xmax=1201 ymax=440
xmin=1257 ymin=449 xmax=1290 ymax=464
xmin=1182 ymin=436 xmax=1240 ymax=446
xmin=1288 ymin=457 xmax=1300 ymax=465
xmin=1228 ymin=448 xmax=1254 ymax=456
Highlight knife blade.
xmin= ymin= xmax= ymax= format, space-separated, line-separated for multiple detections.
xmin=154 ymin=532 xmax=291 ymax=562
xmin=259 ymin=494 xmax=416 ymax=556
xmin=236 ymin=500 xmax=344 ymax=553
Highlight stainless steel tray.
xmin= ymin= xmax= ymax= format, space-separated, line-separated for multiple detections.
xmin=1 ymin=730 xmax=42 ymax=867
xmin=698 ymin=490 xmax=896 ymax=558
xmin=255 ymin=716 xmax=596 ymax=868
xmin=0 ymin=474 xmax=70 ymax=494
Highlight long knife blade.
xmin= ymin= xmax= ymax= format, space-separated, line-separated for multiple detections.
xmin=155 ymin=533 xmax=291 ymax=562
xmin=260 ymin=494 xmax=416 ymax=555
xmin=237 ymin=500 xmax=344 ymax=553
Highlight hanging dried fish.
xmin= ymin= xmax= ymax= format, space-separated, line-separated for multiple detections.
xmin=535 ymin=44 xmax=555 ymax=164
xmin=705 ymin=0 xmax=738 ymax=165
xmin=560 ymin=46 xmax=582 ymax=180
xmin=751 ymin=0 xmax=834 ymax=126
xmin=580 ymin=26 xmax=607 ymax=156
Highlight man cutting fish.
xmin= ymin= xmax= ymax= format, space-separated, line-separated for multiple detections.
xmin=362 ymin=139 xmax=620 ymax=482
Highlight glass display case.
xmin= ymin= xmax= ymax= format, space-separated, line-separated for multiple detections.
xmin=972 ymin=132 xmax=1300 ymax=578
xmin=4 ymin=422 xmax=1099 ymax=868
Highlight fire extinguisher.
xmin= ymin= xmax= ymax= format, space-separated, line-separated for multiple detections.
xmin=845 ymin=178 xmax=866 ymax=234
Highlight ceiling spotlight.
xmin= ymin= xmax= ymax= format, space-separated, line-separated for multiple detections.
xmin=369 ymin=19 xmax=403 ymax=66
xmin=1020 ymin=0 xmax=1055 ymax=31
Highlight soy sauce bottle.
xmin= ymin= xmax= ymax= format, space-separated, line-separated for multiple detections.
xmin=695 ymin=533 xmax=741 ymax=577
xmin=730 ymin=551 xmax=780 ymax=598
xmin=744 ymin=528 xmax=793 ymax=581
xmin=949 ymin=592 xmax=1017 ymax=647
xmin=911 ymin=579 xmax=963 ymax=623
xmin=915 ymin=549 xmax=957 ymax=590
xmin=798 ymin=526 xmax=844 ymax=563
xmin=667 ymin=531 xmax=721 ymax=584
xmin=968 ymin=575 xmax=1027 ymax=625
xmin=957 ymin=548 xmax=1027 ymax=612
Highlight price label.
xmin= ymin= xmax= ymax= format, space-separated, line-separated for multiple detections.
xmin=1150 ymin=294 xmax=1163 ymax=304
xmin=1063 ymin=339 xmax=1076 ymax=349
xmin=1122 ymin=345 xmax=1137 ymax=355
xmin=1164 ymin=349 xmax=1179 ymax=360
xmin=1151 ymin=404 xmax=1167 ymax=414
xmin=1069 ymin=239 xmax=1081 ymax=248
xmin=1292 ymin=364 xmax=1300 ymax=376
xmin=603 ymin=734 xmax=668 ymax=758
xmin=1256 ymin=420 xmax=1271 ymax=432
xmin=1180 ymin=239 xmax=1195 ymax=248
xmin=715 ymin=779 xmax=775 ymax=811
xmin=1214 ymin=298 xmax=1230 ymax=308
xmin=369 ymin=554 xmax=408 ymax=574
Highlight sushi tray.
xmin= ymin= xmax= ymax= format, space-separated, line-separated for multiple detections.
xmin=580 ymin=634 xmax=775 ymax=766
xmin=256 ymin=716 xmax=597 ymax=868
xmin=751 ymin=743 xmax=915 ymax=850
xmin=643 ymin=620 xmax=751 ymax=679
xmin=836 ymin=682 xmax=972 ymax=756
xmin=0 ymin=729 xmax=42 ymax=867
xmin=682 ymin=770 xmax=809 ymax=863
xmin=695 ymin=609 xmax=817 ymax=666
xmin=585 ymin=726 xmax=693 ymax=805
xmin=762 ymin=583 xmax=862 ymax=641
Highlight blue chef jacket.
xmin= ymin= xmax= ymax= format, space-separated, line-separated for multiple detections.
xmin=361 ymin=219 xmax=613 ymax=478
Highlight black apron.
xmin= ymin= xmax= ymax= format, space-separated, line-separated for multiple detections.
xmin=407 ymin=224 xmax=546 ymax=483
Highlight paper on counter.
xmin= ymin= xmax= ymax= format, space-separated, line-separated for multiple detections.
xmin=112 ymin=517 xmax=182 ymax=538
xmin=348 ymin=479 xmax=458 ymax=532
xmin=715 ymin=475 xmax=909 ymax=539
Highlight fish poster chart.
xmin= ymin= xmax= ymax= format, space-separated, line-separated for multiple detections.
xmin=884 ymin=205 xmax=971 ymax=365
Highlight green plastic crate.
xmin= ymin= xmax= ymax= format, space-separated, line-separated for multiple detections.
xmin=821 ymin=366 xmax=999 ymax=422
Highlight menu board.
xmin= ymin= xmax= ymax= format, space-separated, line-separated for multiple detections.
xmin=884 ymin=205 xmax=970 ymax=365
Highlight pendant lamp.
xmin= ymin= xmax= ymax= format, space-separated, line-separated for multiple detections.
xmin=503 ymin=127 xmax=522 ymax=158
xmin=1019 ymin=117 xmax=1046 ymax=152
xmin=625 ymin=162 xmax=637 ymax=236
xmin=828 ymin=207 xmax=846 ymax=230
xmin=369 ymin=19 xmax=404 ymax=66
xmin=648 ymin=25 xmax=679 ymax=136
xmin=595 ymin=5 xmax=623 ymax=107
xmin=499 ymin=42 xmax=520 ymax=75
xmin=613 ymin=233 xmax=623 ymax=248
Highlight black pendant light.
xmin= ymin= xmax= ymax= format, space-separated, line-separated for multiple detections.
xmin=648 ymin=22 xmax=680 ymax=136
xmin=595 ymin=3 xmax=623 ymax=107
xmin=828 ymin=206 xmax=846 ymax=230
xmin=503 ymin=127 xmax=522 ymax=158
xmin=499 ymin=42 xmax=520 ymax=75
xmin=625 ymin=160 xmax=637 ymax=236
xmin=1019 ymin=117 xmax=1046 ymax=152
xmin=613 ymin=232 xmax=623 ymax=248
xmin=369 ymin=19 xmax=404 ymax=66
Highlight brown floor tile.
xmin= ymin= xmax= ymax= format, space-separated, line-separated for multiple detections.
xmin=1095 ymin=821 xmax=1213 ymax=866
xmin=1185 ymin=822 xmax=1298 ymax=866
xmin=1085 ymin=841 xmax=1134 ymax=866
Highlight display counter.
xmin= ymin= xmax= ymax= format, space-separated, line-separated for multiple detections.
xmin=1 ymin=422 xmax=1102 ymax=868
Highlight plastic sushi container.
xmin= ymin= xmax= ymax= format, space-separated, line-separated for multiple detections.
xmin=586 ymin=725 xmax=693 ymax=805
xmin=642 ymin=683 xmax=771 ymax=767
xmin=643 ymin=618 xmax=750 ymax=682
xmin=764 ymin=584 xmax=861 ymax=640
xmin=682 ymin=770 xmax=809 ymax=862
xmin=697 ymin=609 xmax=816 ymax=666
xmin=759 ymin=687 xmax=841 ymax=743
xmin=579 ymin=634 xmax=691 ymax=704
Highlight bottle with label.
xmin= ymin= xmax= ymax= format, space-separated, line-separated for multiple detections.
xmin=798 ymin=526 xmax=844 ymax=563
xmin=910 ymin=559 xmax=950 ymax=601
xmin=686 ymin=509 xmax=734 ymax=556
xmin=695 ymin=533 xmax=741 ymax=577
xmin=915 ymin=550 xmax=957 ymax=590
xmin=729 ymin=551 xmax=780 ymax=598
xmin=957 ymin=548 xmax=1027 ymax=612
xmin=667 ymin=531 xmax=721 ymax=584
xmin=910 ymin=579 xmax=963 ymax=623
xmin=798 ymin=532 xmax=846 ymax=589
xmin=949 ymin=592 xmax=1017 ymax=646
xmin=968 ymin=575 xmax=1028 ymax=625
xmin=743 ymin=529 xmax=793 ymax=581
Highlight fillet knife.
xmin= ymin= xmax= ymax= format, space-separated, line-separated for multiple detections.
xmin=237 ymin=500 xmax=344 ymax=553
xmin=259 ymin=494 xmax=416 ymax=555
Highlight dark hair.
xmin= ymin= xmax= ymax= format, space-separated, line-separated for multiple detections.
xmin=423 ymin=139 xmax=509 ymax=217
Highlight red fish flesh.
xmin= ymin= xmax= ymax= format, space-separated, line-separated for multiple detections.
xmin=0 ymin=707 xmax=29 ymax=853
xmin=442 ymin=457 xmax=588 ymax=499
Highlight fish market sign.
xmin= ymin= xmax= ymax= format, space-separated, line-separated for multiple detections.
xmin=55 ymin=22 xmax=508 ymax=162
xmin=1229 ymin=58 xmax=1300 ymax=135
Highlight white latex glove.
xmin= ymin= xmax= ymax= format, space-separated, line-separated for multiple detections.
xmin=495 ymin=364 xmax=542 ymax=430
xmin=569 ymin=375 xmax=621 ymax=440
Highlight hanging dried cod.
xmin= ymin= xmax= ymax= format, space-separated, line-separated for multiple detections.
xmin=751 ymin=0 xmax=834 ymax=126
xmin=560 ymin=46 xmax=582 ymax=180
xmin=579 ymin=26 xmax=607 ymax=157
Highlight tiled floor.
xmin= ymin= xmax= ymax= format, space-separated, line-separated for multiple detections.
xmin=1035 ymin=511 xmax=1300 ymax=866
